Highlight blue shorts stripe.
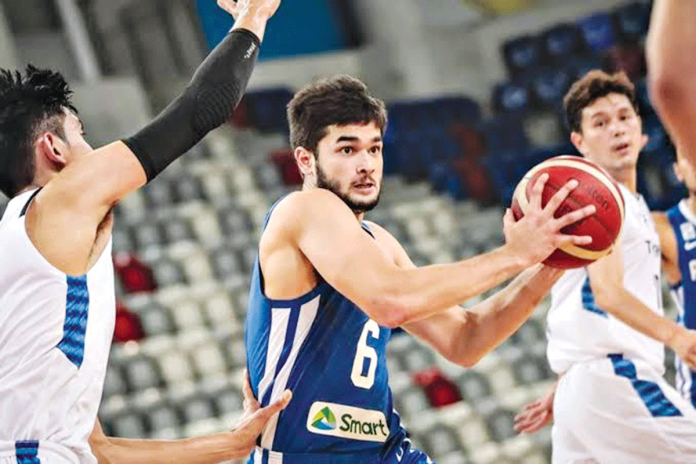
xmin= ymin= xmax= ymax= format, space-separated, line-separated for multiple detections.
xmin=15 ymin=441 xmax=40 ymax=464
xmin=57 ymin=275 xmax=89 ymax=368
xmin=609 ymin=354 xmax=682 ymax=417
xmin=581 ymin=277 xmax=607 ymax=317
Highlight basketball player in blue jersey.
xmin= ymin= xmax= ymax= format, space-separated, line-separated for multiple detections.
xmin=244 ymin=75 xmax=598 ymax=464
xmin=514 ymin=71 xmax=696 ymax=463
xmin=0 ymin=0 xmax=291 ymax=463
xmin=653 ymin=150 xmax=696 ymax=408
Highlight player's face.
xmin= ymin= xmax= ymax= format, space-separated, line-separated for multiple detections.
xmin=314 ymin=122 xmax=383 ymax=214
xmin=61 ymin=109 xmax=93 ymax=163
xmin=573 ymin=93 xmax=645 ymax=173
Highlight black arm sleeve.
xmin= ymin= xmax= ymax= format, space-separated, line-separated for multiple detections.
xmin=123 ymin=28 xmax=260 ymax=181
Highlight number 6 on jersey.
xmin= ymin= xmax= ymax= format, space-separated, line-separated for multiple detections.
xmin=351 ymin=320 xmax=380 ymax=389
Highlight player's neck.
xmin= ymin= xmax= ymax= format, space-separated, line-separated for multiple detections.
xmin=610 ymin=168 xmax=637 ymax=193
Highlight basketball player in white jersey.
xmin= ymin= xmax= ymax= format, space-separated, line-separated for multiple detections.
xmin=0 ymin=0 xmax=291 ymax=463
xmin=513 ymin=70 xmax=696 ymax=463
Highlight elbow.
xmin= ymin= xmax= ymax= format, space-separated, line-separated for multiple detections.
xmin=450 ymin=312 xmax=482 ymax=368
xmin=363 ymin=290 xmax=411 ymax=329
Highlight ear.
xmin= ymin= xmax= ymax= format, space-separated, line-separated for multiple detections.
xmin=36 ymin=132 xmax=68 ymax=169
xmin=641 ymin=133 xmax=649 ymax=151
xmin=570 ymin=131 xmax=587 ymax=156
xmin=294 ymin=146 xmax=315 ymax=178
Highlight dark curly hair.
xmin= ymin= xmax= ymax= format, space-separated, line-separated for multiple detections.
xmin=0 ymin=65 xmax=77 ymax=197
xmin=287 ymin=75 xmax=387 ymax=154
xmin=563 ymin=70 xmax=639 ymax=134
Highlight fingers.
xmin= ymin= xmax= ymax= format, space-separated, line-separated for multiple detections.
xmin=217 ymin=0 xmax=241 ymax=17
xmin=254 ymin=390 xmax=292 ymax=422
xmin=555 ymin=204 xmax=596 ymax=229
xmin=554 ymin=233 xmax=593 ymax=247
xmin=529 ymin=173 xmax=549 ymax=211
xmin=543 ymin=179 xmax=578 ymax=216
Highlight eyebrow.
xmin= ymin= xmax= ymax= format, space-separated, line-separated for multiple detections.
xmin=335 ymin=135 xmax=383 ymax=143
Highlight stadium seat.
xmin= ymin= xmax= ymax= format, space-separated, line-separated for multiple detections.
xmin=457 ymin=371 xmax=493 ymax=402
xmin=245 ymin=88 xmax=294 ymax=133
xmin=643 ymin=114 xmax=668 ymax=151
xmin=124 ymin=356 xmax=163 ymax=392
xmin=113 ymin=301 xmax=145 ymax=343
xmin=577 ymin=13 xmax=617 ymax=52
xmin=614 ymin=2 xmax=651 ymax=41
xmin=111 ymin=413 xmax=148 ymax=438
xmin=419 ymin=424 xmax=464 ymax=458
xmin=604 ymin=42 xmax=646 ymax=81
xmin=151 ymin=258 xmax=187 ymax=287
xmin=114 ymin=253 xmax=157 ymax=294
xmin=530 ymin=67 xmax=573 ymax=110
xmin=502 ymin=35 xmax=543 ymax=77
xmin=492 ymin=81 xmax=530 ymax=115
xmin=484 ymin=408 xmax=516 ymax=442
xmin=541 ymin=23 xmax=584 ymax=65
xmin=157 ymin=351 xmax=196 ymax=384
xmin=103 ymin=365 xmax=128 ymax=398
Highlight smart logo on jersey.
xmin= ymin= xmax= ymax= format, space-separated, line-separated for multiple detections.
xmin=311 ymin=406 xmax=337 ymax=430
xmin=307 ymin=401 xmax=389 ymax=443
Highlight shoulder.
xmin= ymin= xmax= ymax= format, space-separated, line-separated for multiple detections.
xmin=363 ymin=220 xmax=412 ymax=267
xmin=262 ymin=189 xmax=359 ymax=240
xmin=272 ymin=189 xmax=353 ymax=220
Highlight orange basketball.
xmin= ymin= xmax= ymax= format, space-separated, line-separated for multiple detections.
xmin=510 ymin=155 xmax=625 ymax=269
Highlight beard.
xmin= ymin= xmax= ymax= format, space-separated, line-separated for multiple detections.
xmin=316 ymin=163 xmax=381 ymax=214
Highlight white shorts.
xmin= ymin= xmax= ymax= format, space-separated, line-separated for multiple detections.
xmin=552 ymin=355 xmax=696 ymax=464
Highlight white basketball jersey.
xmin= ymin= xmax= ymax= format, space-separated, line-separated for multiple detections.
xmin=0 ymin=190 xmax=115 ymax=464
xmin=547 ymin=183 xmax=664 ymax=375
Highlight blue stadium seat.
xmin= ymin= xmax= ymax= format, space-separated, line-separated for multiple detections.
xmin=246 ymin=88 xmax=294 ymax=133
xmin=643 ymin=115 xmax=668 ymax=151
xmin=530 ymin=67 xmax=573 ymax=110
xmin=431 ymin=96 xmax=481 ymax=125
xmin=615 ymin=2 xmax=651 ymax=41
xmin=635 ymin=80 xmax=655 ymax=116
xmin=541 ymin=23 xmax=584 ymax=65
xmin=568 ymin=55 xmax=605 ymax=80
xmin=492 ymin=81 xmax=530 ymax=115
xmin=502 ymin=35 xmax=543 ymax=77
xmin=577 ymin=13 xmax=617 ymax=52
xmin=482 ymin=115 xmax=528 ymax=153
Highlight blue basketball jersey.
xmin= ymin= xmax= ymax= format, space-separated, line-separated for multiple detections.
xmin=245 ymin=199 xmax=425 ymax=464
xmin=667 ymin=200 xmax=696 ymax=406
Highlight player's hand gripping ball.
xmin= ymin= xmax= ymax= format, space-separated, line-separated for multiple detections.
xmin=511 ymin=155 xmax=625 ymax=269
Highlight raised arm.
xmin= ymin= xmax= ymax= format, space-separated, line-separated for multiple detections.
xmin=273 ymin=175 xmax=592 ymax=329
xmin=646 ymin=0 xmax=696 ymax=167
xmin=28 ymin=0 xmax=278 ymax=275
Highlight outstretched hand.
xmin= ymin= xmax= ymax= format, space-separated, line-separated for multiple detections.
xmin=218 ymin=0 xmax=281 ymax=21
xmin=227 ymin=369 xmax=292 ymax=458
xmin=513 ymin=380 xmax=557 ymax=434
